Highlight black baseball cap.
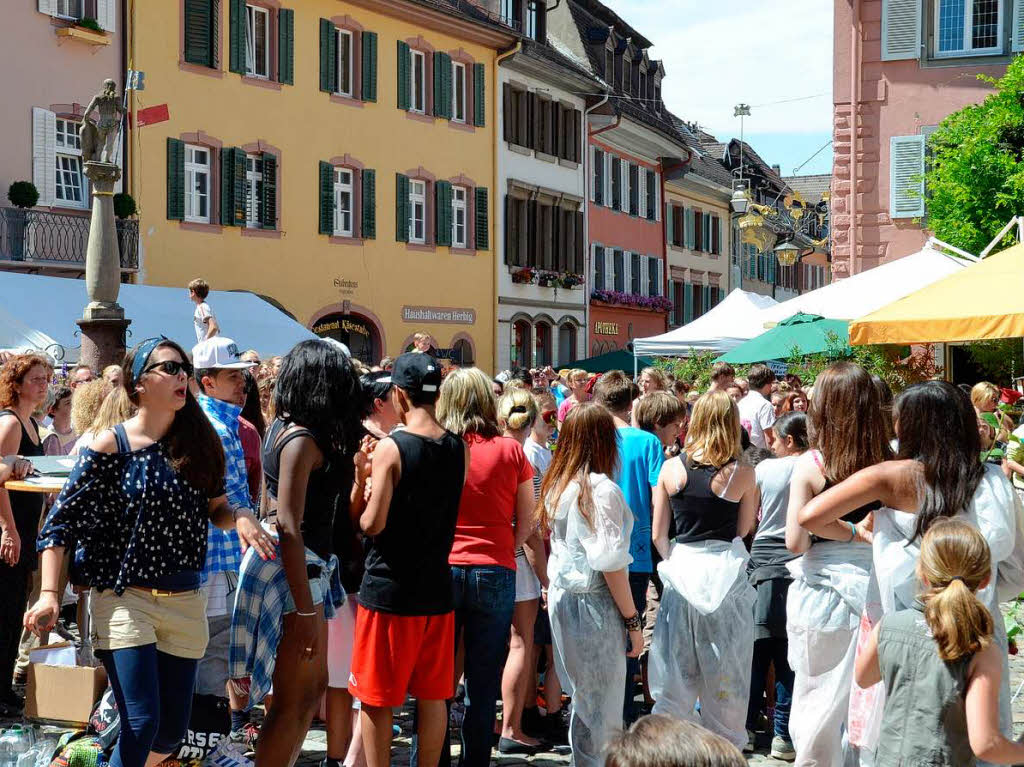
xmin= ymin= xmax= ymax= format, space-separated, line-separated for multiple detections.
xmin=390 ymin=352 xmax=441 ymax=394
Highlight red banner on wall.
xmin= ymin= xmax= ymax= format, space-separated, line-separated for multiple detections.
xmin=134 ymin=104 xmax=169 ymax=127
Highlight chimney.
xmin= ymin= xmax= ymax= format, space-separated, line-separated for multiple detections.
xmin=771 ymin=164 xmax=781 ymax=176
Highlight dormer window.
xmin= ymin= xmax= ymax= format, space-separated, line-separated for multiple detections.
xmin=605 ymin=48 xmax=614 ymax=81
xmin=639 ymin=70 xmax=647 ymax=107
xmin=622 ymin=57 xmax=631 ymax=95
xmin=654 ymin=82 xmax=662 ymax=113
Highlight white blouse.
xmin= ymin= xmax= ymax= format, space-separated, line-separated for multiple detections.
xmin=545 ymin=472 xmax=634 ymax=593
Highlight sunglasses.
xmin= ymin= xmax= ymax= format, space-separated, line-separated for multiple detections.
xmin=542 ymin=409 xmax=557 ymax=425
xmin=142 ymin=360 xmax=192 ymax=378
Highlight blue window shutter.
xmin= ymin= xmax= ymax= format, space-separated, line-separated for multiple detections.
xmin=683 ymin=283 xmax=693 ymax=323
xmin=890 ymin=135 xmax=926 ymax=218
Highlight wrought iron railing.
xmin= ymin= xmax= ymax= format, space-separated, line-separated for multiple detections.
xmin=0 ymin=207 xmax=138 ymax=269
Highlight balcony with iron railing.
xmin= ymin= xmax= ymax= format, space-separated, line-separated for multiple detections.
xmin=0 ymin=207 xmax=138 ymax=272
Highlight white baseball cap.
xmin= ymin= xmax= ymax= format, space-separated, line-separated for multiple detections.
xmin=192 ymin=337 xmax=256 ymax=370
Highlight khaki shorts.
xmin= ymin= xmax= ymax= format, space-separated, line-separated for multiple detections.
xmin=91 ymin=587 xmax=209 ymax=659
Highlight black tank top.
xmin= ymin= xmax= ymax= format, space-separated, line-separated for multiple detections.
xmin=262 ymin=418 xmax=344 ymax=561
xmin=359 ymin=428 xmax=466 ymax=616
xmin=671 ymin=454 xmax=741 ymax=545
xmin=0 ymin=410 xmax=44 ymax=571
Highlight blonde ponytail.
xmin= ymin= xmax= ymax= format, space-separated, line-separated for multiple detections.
xmin=918 ymin=518 xmax=994 ymax=662
xmin=498 ymin=387 xmax=538 ymax=434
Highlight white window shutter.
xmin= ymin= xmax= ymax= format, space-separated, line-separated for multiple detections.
xmin=605 ymin=153 xmax=612 ymax=207
xmin=1013 ymin=0 xmax=1024 ymax=52
xmin=37 ymin=0 xmax=57 ymax=15
xmin=605 ymin=247 xmax=613 ymax=291
xmin=589 ymin=146 xmax=596 ymax=202
xmin=623 ymin=251 xmax=631 ymax=294
xmin=32 ymin=107 xmax=57 ymax=207
xmin=640 ymin=255 xmax=648 ymax=296
xmin=654 ymin=173 xmax=661 ymax=221
xmin=621 ymin=162 xmax=629 ymax=208
xmin=881 ymin=0 xmax=921 ymax=61
xmin=656 ymin=258 xmax=664 ymax=297
xmin=638 ymin=170 xmax=646 ymax=218
xmin=97 ymin=0 xmax=116 ymax=32
xmin=890 ymin=134 xmax=925 ymax=218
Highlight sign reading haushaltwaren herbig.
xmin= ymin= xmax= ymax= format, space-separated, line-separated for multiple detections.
xmin=401 ymin=306 xmax=476 ymax=325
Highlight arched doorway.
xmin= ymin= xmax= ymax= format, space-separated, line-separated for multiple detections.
xmin=312 ymin=312 xmax=380 ymax=364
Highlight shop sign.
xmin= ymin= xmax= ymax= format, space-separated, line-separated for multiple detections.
xmin=313 ymin=317 xmax=371 ymax=337
xmin=333 ymin=278 xmax=359 ymax=296
xmin=401 ymin=306 xmax=476 ymax=325
xmin=594 ymin=321 xmax=619 ymax=336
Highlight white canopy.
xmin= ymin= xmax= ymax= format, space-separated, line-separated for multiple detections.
xmin=0 ymin=304 xmax=64 ymax=360
xmin=757 ymin=243 xmax=971 ymax=326
xmin=632 ymin=289 xmax=779 ymax=356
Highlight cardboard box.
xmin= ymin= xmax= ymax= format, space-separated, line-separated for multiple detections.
xmin=26 ymin=661 xmax=107 ymax=726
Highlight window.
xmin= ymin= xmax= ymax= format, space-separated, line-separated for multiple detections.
xmin=594 ymin=246 xmax=606 ymax=290
xmin=452 ymin=186 xmax=467 ymax=248
xmin=410 ymin=50 xmax=426 ymax=113
xmin=654 ymin=84 xmax=662 ymax=113
xmin=639 ymin=71 xmax=647 ymax=105
xmin=55 ymin=116 xmax=86 ymax=207
xmin=184 ymin=145 xmax=211 ymax=223
xmin=605 ymin=48 xmax=614 ymax=80
xmin=245 ymin=154 xmax=264 ymax=228
xmin=337 ymin=29 xmax=353 ymax=96
xmin=513 ymin=319 xmax=532 ymax=367
xmin=622 ymin=58 xmax=631 ymax=95
xmin=558 ymin=324 xmax=577 ymax=365
xmin=614 ymin=250 xmax=625 ymax=292
xmin=593 ymin=149 xmax=605 ymax=205
xmin=648 ymin=257 xmax=659 ymax=296
xmin=332 ymin=169 xmax=353 ymax=236
xmin=935 ymin=0 xmax=1002 ymax=56
xmin=452 ymin=62 xmax=467 ymax=123
xmin=55 ymin=118 xmax=81 ymax=151
xmin=245 ymin=5 xmax=270 ymax=79
xmin=630 ymin=252 xmax=641 ymax=294
xmin=526 ymin=1 xmax=537 ymax=39
xmin=501 ymin=0 xmax=517 ymax=26
xmin=56 ymin=0 xmax=83 ymax=19
xmin=409 ymin=179 xmax=426 ymax=244
xmin=535 ymin=322 xmax=552 ymax=367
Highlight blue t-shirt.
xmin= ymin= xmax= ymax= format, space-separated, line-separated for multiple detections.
xmin=615 ymin=427 xmax=665 ymax=573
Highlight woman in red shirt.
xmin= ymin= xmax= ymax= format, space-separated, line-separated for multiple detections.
xmin=437 ymin=368 xmax=536 ymax=767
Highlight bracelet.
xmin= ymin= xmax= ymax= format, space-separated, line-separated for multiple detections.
xmin=40 ymin=589 xmax=60 ymax=594
xmin=295 ymin=610 xmax=317 ymax=617
xmin=623 ymin=612 xmax=642 ymax=632
xmin=847 ymin=521 xmax=857 ymax=542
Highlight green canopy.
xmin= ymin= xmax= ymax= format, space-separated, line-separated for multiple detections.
xmin=717 ymin=313 xmax=850 ymax=364
xmin=573 ymin=349 xmax=655 ymax=374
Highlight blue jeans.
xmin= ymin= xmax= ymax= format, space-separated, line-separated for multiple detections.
xmin=746 ymin=636 xmax=794 ymax=739
xmin=411 ymin=566 xmax=515 ymax=767
xmin=98 ymin=645 xmax=199 ymax=767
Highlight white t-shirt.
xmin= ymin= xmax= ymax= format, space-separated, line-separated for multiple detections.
xmin=738 ymin=390 xmax=776 ymax=449
xmin=753 ymin=455 xmax=798 ymax=540
xmin=523 ymin=437 xmax=552 ymax=478
xmin=193 ymin=301 xmax=216 ymax=342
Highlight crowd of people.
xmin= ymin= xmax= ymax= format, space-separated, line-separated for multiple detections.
xmin=2 ymin=304 xmax=1024 ymax=767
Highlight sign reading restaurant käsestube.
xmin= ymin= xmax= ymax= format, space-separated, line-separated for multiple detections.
xmin=401 ymin=306 xmax=476 ymax=325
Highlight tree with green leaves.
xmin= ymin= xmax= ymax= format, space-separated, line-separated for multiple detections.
xmin=926 ymin=56 xmax=1024 ymax=255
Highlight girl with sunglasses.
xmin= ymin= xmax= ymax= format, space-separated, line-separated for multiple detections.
xmin=24 ymin=338 xmax=273 ymax=767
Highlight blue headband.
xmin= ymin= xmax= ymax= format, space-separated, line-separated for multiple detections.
xmin=131 ymin=336 xmax=167 ymax=383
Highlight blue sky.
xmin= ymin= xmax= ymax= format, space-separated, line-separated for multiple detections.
xmin=600 ymin=0 xmax=834 ymax=176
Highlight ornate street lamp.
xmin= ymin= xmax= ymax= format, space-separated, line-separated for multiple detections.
xmin=774 ymin=240 xmax=800 ymax=267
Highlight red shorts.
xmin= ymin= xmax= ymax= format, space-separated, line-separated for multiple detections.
xmin=348 ymin=605 xmax=454 ymax=707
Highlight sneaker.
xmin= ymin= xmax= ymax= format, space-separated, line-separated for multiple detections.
xmin=206 ymin=740 xmax=254 ymax=767
xmin=228 ymin=722 xmax=260 ymax=754
xmin=743 ymin=729 xmax=756 ymax=753
xmin=770 ymin=735 xmax=796 ymax=761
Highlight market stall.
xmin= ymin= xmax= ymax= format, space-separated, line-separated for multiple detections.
xmin=717 ymin=313 xmax=850 ymax=364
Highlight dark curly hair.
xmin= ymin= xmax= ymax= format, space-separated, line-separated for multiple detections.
xmin=0 ymin=354 xmax=52 ymax=409
xmin=274 ymin=340 xmax=363 ymax=460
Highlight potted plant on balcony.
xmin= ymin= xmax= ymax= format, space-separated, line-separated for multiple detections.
xmin=113 ymin=193 xmax=136 ymax=220
xmin=559 ymin=272 xmax=584 ymax=290
xmin=537 ymin=271 xmax=559 ymax=288
xmin=6 ymin=181 xmax=39 ymax=261
xmin=511 ymin=266 xmax=536 ymax=284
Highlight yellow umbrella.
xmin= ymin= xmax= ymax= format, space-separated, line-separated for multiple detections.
xmin=849 ymin=242 xmax=1024 ymax=345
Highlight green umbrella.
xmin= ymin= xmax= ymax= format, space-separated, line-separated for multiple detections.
xmin=573 ymin=349 xmax=655 ymax=374
xmin=717 ymin=313 xmax=850 ymax=364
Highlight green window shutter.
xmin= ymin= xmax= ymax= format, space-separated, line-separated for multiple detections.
xmin=318 ymin=161 xmax=333 ymax=235
xmin=319 ymin=19 xmax=337 ymax=93
xmin=395 ymin=173 xmax=410 ymax=242
xmin=474 ymin=187 xmax=489 ymax=250
xmin=232 ymin=149 xmax=246 ymax=225
xmin=434 ymin=53 xmax=452 ymax=119
xmin=261 ymin=153 xmax=277 ymax=229
xmin=278 ymin=8 xmax=294 ymax=85
xmin=361 ymin=169 xmax=376 ymax=239
xmin=183 ymin=0 xmax=214 ymax=67
xmin=703 ymin=285 xmax=711 ymax=313
xmin=473 ymin=63 xmax=486 ymax=127
xmin=683 ymin=283 xmax=693 ymax=323
xmin=166 ymin=138 xmax=185 ymax=221
xmin=229 ymin=0 xmax=246 ymax=74
xmin=434 ymin=181 xmax=452 ymax=246
xmin=397 ymin=41 xmax=411 ymax=110
xmin=220 ymin=147 xmax=235 ymax=225
xmin=361 ymin=31 xmax=378 ymax=102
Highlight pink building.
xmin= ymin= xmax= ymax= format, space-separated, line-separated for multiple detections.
xmin=832 ymin=0 xmax=1012 ymax=275
xmin=0 ymin=2 xmax=130 ymax=277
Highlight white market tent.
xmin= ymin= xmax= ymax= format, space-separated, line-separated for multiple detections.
xmin=756 ymin=242 xmax=972 ymax=325
xmin=632 ymin=289 xmax=779 ymax=356
xmin=0 ymin=271 xmax=317 ymax=363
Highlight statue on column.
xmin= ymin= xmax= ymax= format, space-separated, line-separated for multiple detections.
xmin=80 ymin=79 xmax=125 ymax=165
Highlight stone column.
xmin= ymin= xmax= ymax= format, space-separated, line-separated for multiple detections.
xmin=76 ymin=160 xmax=130 ymax=372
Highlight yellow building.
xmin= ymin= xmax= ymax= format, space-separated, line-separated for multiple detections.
xmin=128 ymin=0 xmax=515 ymax=366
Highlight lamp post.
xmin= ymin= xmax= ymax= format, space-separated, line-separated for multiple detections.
xmin=774 ymin=240 xmax=800 ymax=267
